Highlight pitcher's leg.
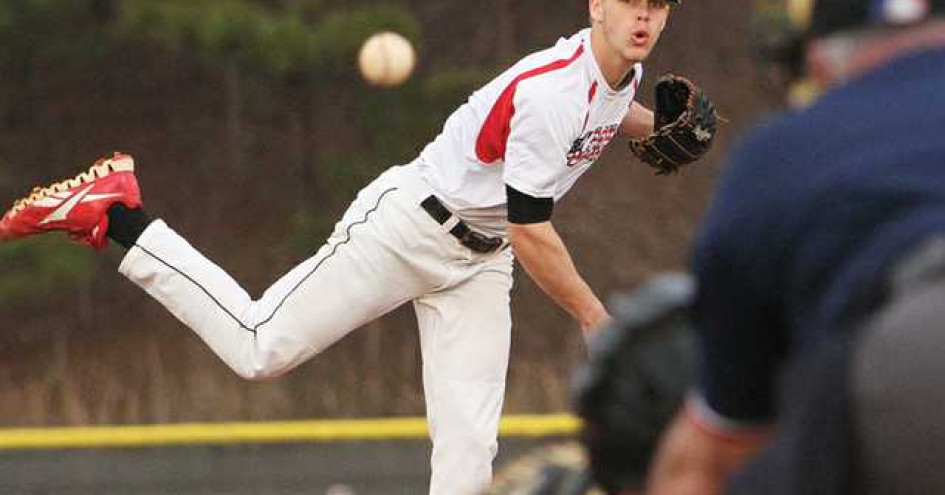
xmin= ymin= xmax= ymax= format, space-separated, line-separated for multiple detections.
xmin=414 ymin=263 xmax=513 ymax=495
xmin=119 ymin=185 xmax=425 ymax=380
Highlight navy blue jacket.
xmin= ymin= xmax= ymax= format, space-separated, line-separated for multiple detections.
xmin=692 ymin=47 xmax=945 ymax=422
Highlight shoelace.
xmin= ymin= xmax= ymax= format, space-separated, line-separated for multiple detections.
xmin=7 ymin=155 xmax=132 ymax=217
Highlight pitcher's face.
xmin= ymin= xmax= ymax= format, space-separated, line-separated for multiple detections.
xmin=590 ymin=0 xmax=671 ymax=63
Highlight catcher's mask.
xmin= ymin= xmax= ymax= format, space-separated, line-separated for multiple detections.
xmin=751 ymin=0 xmax=945 ymax=75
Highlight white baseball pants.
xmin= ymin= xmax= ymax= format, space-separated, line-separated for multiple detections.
xmin=118 ymin=163 xmax=514 ymax=494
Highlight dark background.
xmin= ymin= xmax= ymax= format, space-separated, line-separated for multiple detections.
xmin=0 ymin=0 xmax=788 ymax=427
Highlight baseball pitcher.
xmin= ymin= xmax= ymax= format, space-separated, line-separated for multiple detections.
xmin=0 ymin=1 xmax=717 ymax=493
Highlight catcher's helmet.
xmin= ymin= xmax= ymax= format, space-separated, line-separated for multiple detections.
xmin=571 ymin=275 xmax=695 ymax=494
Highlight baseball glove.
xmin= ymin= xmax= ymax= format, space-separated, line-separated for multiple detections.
xmin=571 ymin=274 xmax=696 ymax=494
xmin=629 ymin=74 xmax=719 ymax=175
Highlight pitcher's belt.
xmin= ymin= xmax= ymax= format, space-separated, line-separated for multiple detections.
xmin=420 ymin=195 xmax=504 ymax=254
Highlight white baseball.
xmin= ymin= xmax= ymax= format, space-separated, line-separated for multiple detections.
xmin=358 ymin=31 xmax=416 ymax=88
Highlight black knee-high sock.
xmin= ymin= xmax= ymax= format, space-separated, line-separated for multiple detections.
xmin=106 ymin=203 xmax=152 ymax=249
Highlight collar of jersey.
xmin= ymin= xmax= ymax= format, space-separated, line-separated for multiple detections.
xmin=581 ymin=28 xmax=642 ymax=99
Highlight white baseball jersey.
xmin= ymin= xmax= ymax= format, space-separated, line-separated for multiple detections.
xmin=418 ymin=28 xmax=642 ymax=235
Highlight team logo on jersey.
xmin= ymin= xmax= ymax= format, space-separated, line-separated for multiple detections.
xmin=567 ymin=124 xmax=619 ymax=167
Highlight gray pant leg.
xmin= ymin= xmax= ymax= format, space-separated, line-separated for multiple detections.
xmin=853 ymin=277 xmax=945 ymax=495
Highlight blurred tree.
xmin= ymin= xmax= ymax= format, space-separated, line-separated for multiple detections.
xmin=0 ymin=236 xmax=93 ymax=303
xmin=114 ymin=0 xmax=424 ymax=216
xmin=0 ymin=0 xmax=104 ymax=303
xmin=0 ymin=0 xmax=109 ymax=128
xmin=0 ymin=0 xmax=492 ymax=295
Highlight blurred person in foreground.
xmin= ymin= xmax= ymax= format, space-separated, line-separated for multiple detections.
xmin=645 ymin=1 xmax=945 ymax=494
xmin=0 ymin=1 xmax=719 ymax=494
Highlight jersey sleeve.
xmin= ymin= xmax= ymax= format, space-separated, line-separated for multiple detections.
xmin=502 ymin=84 xmax=578 ymax=199
xmin=690 ymin=138 xmax=790 ymax=427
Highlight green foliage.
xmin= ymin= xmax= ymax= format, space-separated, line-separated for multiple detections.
xmin=0 ymin=0 xmax=105 ymax=60
xmin=421 ymin=66 xmax=495 ymax=121
xmin=0 ymin=0 xmax=424 ymax=87
xmin=311 ymin=6 xmax=420 ymax=72
xmin=241 ymin=4 xmax=421 ymax=79
xmin=284 ymin=208 xmax=337 ymax=257
xmin=115 ymin=1 xmax=194 ymax=52
xmin=247 ymin=12 xmax=315 ymax=77
xmin=116 ymin=0 xmax=267 ymax=58
xmin=0 ymin=236 xmax=94 ymax=303
xmin=0 ymin=0 xmax=423 ymax=77
xmin=0 ymin=2 xmax=14 ymax=34
xmin=194 ymin=0 xmax=262 ymax=57
xmin=280 ymin=62 xmax=496 ymax=258
xmin=0 ymin=0 xmax=94 ymax=27
xmin=114 ymin=1 xmax=421 ymax=80
xmin=325 ymin=150 xmax=389 ymax=193
xmin=423 ymin=68 xmax=494 ymax=103
xmin=281 ymin=0 xmax=323 ymax=17
xmin=0 ymin=160 xmax=9 ymax=192
xmin=281 ymin=63 xmax=494 ymax=258
xmin=349 ymin=66 xmax=493 ymax=162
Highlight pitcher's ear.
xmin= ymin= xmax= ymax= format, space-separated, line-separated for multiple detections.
xmin=589 ymin=0 xmax=604 ymax=24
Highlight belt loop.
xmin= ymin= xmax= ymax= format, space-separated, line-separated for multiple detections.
xmin=442 ymin=215 xmax=461 ymax=232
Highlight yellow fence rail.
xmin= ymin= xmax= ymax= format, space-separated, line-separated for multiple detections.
xmin=0 ymin=414 xmax=581 ymax=450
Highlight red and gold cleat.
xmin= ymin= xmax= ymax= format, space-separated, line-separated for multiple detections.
xmin=0 ymin=153 xmax=141 ymax=249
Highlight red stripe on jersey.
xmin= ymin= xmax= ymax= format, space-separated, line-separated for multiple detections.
xmin=475 ymin=44 xmax=585 ymax=164
xmin=581 ymin=80 xmax=598 ymax=131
